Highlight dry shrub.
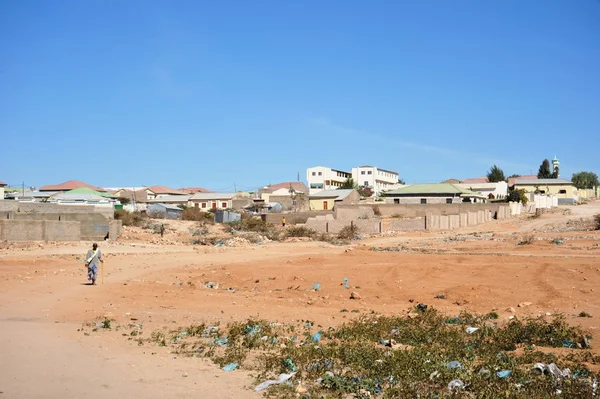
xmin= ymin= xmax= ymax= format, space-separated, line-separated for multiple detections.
xmin=337 ymin=224 xmax=359 ymax=240
xmin=114 ymin=210 xmax=146 ymax=227
xmin=182 ymin=208 xmax=214 ymax=222
xmin=285 ymin=226 xmax=317 ymax=238
xmin=519 ymin=235 xmax=535 ymax=245
xmin=595 ymin=214 xmax=600 ymax=230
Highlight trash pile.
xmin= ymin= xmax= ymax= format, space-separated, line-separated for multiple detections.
xmin=142 ymin=308 xmax=598 ymax=397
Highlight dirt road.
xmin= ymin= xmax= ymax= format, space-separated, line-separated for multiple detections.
xmin=1 ymin=202 xmax=599 ymax=398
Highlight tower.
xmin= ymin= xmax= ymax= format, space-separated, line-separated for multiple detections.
xmin=552 ymin=156 xmax=560 ymax=178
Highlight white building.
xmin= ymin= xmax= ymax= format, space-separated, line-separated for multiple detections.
xmin=351 ymin=165 xmax=399 ymax=197
xmin=306 ymin=166 xmax=352 ymax=195
xmin=454 ymin=181 xmax=508 ymax=200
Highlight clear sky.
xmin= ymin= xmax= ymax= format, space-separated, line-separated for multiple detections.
xmin=1 ymin=1 xmax=599 ymax=191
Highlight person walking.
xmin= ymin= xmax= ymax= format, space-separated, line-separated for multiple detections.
xmin=84 ymin=243 xmax=104 ymax=285
xmin=281 ymin=216 xmax=286 ymax=228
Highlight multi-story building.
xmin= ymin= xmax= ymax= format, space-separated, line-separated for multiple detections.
xmin=307 ymin=165 xmax=400 ymax=197
xmin=306 ymin=166 xmax=352 ymax=195
xmin=351 ymin=166 xmax=399 ymax=197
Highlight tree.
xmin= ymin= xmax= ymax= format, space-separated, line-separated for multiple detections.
xmin=507 ymin=189 xmax=528 ymax=205
xmin=572 ymin=171 xmax=599 ymax=189
xmin=339 ymin=178 xmax=357 ymax=190
xmin=508 ymin=174 xmax=521 ymax=179
xmin=537 ymin=159 xmax=553 ymax=179
xmin=486 ymin=165 xmax=506 ymax=183
xmin=357 ymin=186 xmax=373 ymax=197
xmin=398 ymin=178 xmax=406 ymax=185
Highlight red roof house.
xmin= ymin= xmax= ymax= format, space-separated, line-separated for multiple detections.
xmin=39 ymin=180 xmax=107 ymax=192
xmin=178 ymin=187 xmax=214 ymax=194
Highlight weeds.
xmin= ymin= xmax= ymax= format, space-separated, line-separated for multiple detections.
xmin=578 ymin=311 xmax=592 ymax=318
xmin=595 ymin=214 xmax=600 ymax=230
xmin=137 ymin=308 xmax=596 ymax=397
xmin=518 ymin=235 xmax=535 ymax=245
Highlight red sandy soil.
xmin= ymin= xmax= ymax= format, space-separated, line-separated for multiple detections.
xmin=1 ymin=202 xmax=599 ymax=398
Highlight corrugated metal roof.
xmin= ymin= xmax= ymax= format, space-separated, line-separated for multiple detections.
xmin=309 ymin=189 xmax=354 ymax=200
xmin=384 ymin=184 xmax=485 ymax=198
xmin=190 ymin=192 xmax=237 ymax=200
xmin=147 ymin=186 xmax=188 ymax=195
xmin=514 ymin=179 xmax=573 ymax=185
xmin=147 ymin=195 xmax=191 ymax=203
xmin=148 ymin=203 xmax=183 ymax=212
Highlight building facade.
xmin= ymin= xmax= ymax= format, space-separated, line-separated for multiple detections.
xmin=351 ymin=166 xmax=399 ymax=197
xmin=306 ymin=166 xmax=352 ymax=195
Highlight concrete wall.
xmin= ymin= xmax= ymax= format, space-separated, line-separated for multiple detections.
xmin=353 ymin=219 xmax=381 ymax=234
xmin=304 ymin=219 xmax=328 ymax=233
xmin=0 ymin=220 xmax=80 ymax=241
xmin=109 ymin=220 xmax=122 ymax=240
xmin=0 ymin=202 xmax=114 ymax=219
xmin=335 ymin=203 xmax=510 ymax=219
xmin=265 ymin=211 xmax=333 ymax=225
xmin=385 ymin=196 xmax=463 ymax=205
xmin=384 ymin=218 xmax=426 ymax=231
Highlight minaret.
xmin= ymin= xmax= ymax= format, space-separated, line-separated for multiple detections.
xmin=552 ymin=156 xmax=560 ymax=178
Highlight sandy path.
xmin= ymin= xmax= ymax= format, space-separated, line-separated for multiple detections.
xmin=1 ymin=202 xmax=599 ymax=398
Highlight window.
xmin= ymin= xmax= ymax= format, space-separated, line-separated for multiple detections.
xmin=361 ymin=171 xmax=365 ymax=175
xmin=201 ymin=202 xmax=207 ymax=209
xmin=539 ymin=190 xmax=546 ymax=194
xmin=318 ymin=172 xmax=322 ymax=176
xmin=559 ymin=189 xmax=567 ymax=194
xmin=394 ymin=199 xmax=400 ymax=204
xmin=367 ymin=171 xmax=372 ymax=175
xmin=420 ymin=198 xmax=427 ymax=204
xmin=222 ymin=202 xmax=227 ymax=208
xmin=195 ymin=203 xmax=199 ymax=208
xmin=312 ymin=172 xmax=316 ymax=176
xmin=446 ymin=198 xmax=453 ymax=204
xmin=364 ymin=181 xmax=369 ymax=186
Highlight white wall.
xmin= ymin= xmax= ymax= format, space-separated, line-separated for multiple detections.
xmin=351 ymin=166 xmax=398 ymax=197
xmin=307 ymin=166 xmax=351 ymax=194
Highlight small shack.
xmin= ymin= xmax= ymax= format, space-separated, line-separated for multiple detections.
xmin=214 ymin=210 xmax=241 ymax=224
xmin=147 ymin=203 xmax=183 ymax=220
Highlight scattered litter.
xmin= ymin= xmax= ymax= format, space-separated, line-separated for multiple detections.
xmin=312 ymin=332 xmax=322 ymax=342
xmin=518 ymin=302 xmax=532 ymax=308
xmin=95 ymin=322 xmax=105 ymax=328
xmin=216 ymin=337 xmax=228 ymax=346
xmin=344 ymin=277 xmax=349 ymax=289
xmin=350 ymin=291 xmax=361 ymax=300
xmin=417 ymin=303 xmax=428 ymax=312
xmin=448 ymin=379 xmax=465 ymax=390
xmin=284 ymin=358 xmax=297 ymax=372
xmin=532 ymin=363 xmax=571 ymax=379
xmin=466 ymin=327 xmax=479 ymax=334
xmin=312 ymin=283 xmax=321 ymax=291
xmin=295 ymin=382 xmax=308 ymax=394
xmin=447 ymin=361 xmax=463 ymax=370
xmin=202 ymin=326 xmax=218 ymax=337
xmin=446 ymin=317 xmax=460 ymax=325
xmin=429 ymin=371 xmax=440 ymax=380
xmin=478 ymin=368 xmax=491 ymax=377
xmin=435 ymin=294 xmax=446 ymax=299
xmin=255 ymin=373 xmax=296 ymax=392
xmin=563 ymin=340 xmax=576 ymax=348
xmin=226 ymin=288 xmax=236 ymax=293
xmin=205 ymin=282 xmax=219 ymax=289
xmin=222 ymin=363 xmax=238 ymax=372
xmin=214 ymin=240 xmax=224 ymax=247
xmin=173 ymin=282 xmax=183 ymax=286
xmin=497 ymin=370 xmax=512 ymax=378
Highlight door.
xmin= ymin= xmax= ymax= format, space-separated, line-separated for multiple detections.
xmin=212 ymin=202 xmax=217 ymax=209
xmin=323 ymin=201 xmax=328 ymax=210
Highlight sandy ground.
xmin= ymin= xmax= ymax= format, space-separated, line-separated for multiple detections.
xmin=1 ymin=202 xmax=599 ymax=398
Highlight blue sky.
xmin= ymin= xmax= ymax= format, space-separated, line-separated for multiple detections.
xmin=1 ymin=1 xmax=598 ymax=191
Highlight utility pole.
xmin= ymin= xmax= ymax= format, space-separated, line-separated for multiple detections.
xmin=234 ymin=183 xmax=237 ymax=192
xmin=22 ymin=181 xmax=25 ymax=197
xmin=297 ymin=172 xmax=300 ymax=182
